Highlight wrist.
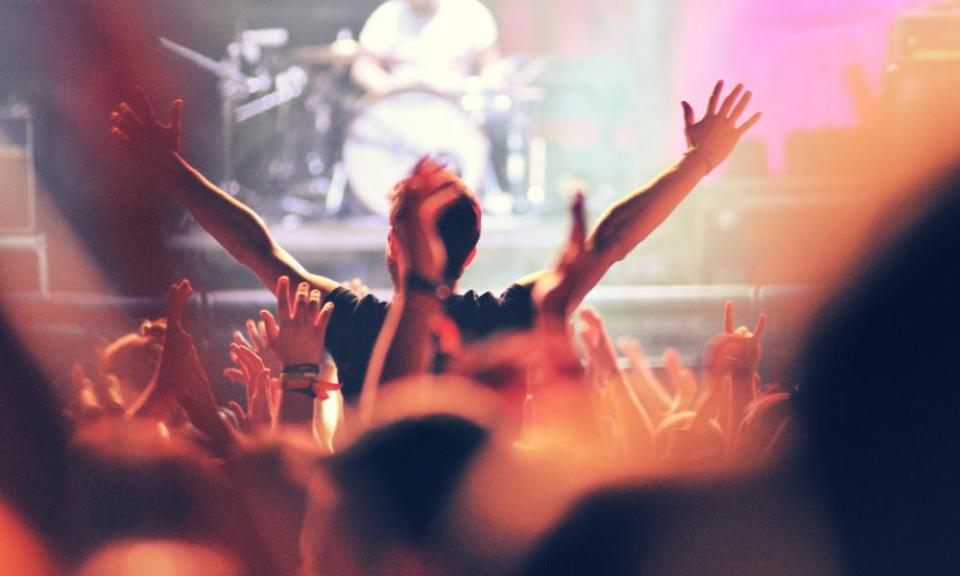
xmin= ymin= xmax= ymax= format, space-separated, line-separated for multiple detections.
xmin=403 ymin=272 xmax=451 ymax=299
xmin=280 ymin=363 xmax=320 ymax=398
xmin=683 ymin=148 xmax=714 ymax=177
xmin=279 ymin=347 xmax=323 ymax=367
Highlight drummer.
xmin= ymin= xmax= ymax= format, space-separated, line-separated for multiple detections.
xmin=351 ymin=0 xmax=504 ymax=96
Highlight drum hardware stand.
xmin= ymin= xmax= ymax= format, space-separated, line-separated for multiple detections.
xmin=244 ymin=28 xmax=359 ymax=223
xmin=160 ymin=28 xmax=284 ymax=199
xmin=325 ymin=161 xmax=348 ymax=216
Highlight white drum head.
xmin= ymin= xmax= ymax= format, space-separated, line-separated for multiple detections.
xmin=342 ymin=90 xmax=489 ymax=217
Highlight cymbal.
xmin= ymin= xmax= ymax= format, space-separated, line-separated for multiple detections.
xmin=289 ymin=39 xmax=359 ymax=66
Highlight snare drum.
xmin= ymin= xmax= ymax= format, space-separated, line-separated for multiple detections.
xmin=341 ymin=89 xmax=489 ymax=217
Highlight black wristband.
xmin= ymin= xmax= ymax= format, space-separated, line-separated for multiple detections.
xmin=281 ymin=363 xmax=320 ymax=398
xmin=405 ymin=273 xmax=450 ymax=299
xmin=282 ymin=363 xmax=321 ymax=374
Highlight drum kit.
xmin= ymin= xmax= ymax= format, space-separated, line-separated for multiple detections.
xmin=160 ymin=29 xmax=546 ymax=221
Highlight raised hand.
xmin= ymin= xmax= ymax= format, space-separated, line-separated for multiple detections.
xmin=128 ymin=280 xmax=210 ymax=421
xmin=617 ymin=336 xmax=673 ymax=424
xmin=703 ymin=300 xmax=767 ymax=380
xmin=110 ymin=87 xmax=184 ymax=188
xmin=159 ymin=282 xmax=222 ymax=415
xmin=663 ymin=347 xmax=698 ymax=413
xmin=261 ymin=276 xmax=335 ymax=366
xmin=532 ymin=192 xmax=590 ymax=374
xmin=147 ymin=279 xmax=195 ymax=405
xmin=579 ymin=307 xmax=657 ymax=459
xmin=577 ymin=306 xmax=619 ymax=378
xmin=392 ymin=157 xmax=464 ymax=283
xmin=701 ymin=301 xmax=767 ymax=454
xmin=224 ymin=343 xmax=279 ymax=430
xmin=260 ymin=276 xmax=341 ymax=402
xmin=681 ymin=80 xmax=762 ymax=173
xmin=110 ymin=87 xmax=182 ymax=155
xmin=534 ymin=191 xmax=588 ymax=322
xmin=232 ymin=317 xmax=282 ymax=375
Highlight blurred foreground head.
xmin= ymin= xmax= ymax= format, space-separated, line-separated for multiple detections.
xmin=798 ymin=161 xmax=960 ymax=574
xmin=73 ymin=539 xmax=242 ymax=576
xmin=522 ymin=163 xmax=960 ymax=576
xmin=64 ymin=419 xmax=272 ymax=574
xmin=302 ymin=413 xmax=489 ymax=576
xmin=0 ymin=500 xmax=57 ymax=576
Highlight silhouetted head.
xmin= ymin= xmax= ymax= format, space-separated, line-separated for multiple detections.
xmin=797 ymin=161 xmax=960 ymax=575
xmin=302 ymin=414 xmax=489 ymax=575
xmin=386 ymin=175 xmax=481 ymax=288
xmin=63 ymin=420 xmax=271 ymax=573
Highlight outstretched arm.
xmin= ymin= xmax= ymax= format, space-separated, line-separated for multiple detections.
xmin=110 ymin=88 xmax=339 ymax=297
xmin=168 ymin=157 xmax=333 ymax=293
xmin=518 ymin=81 xmax=761 ymax=306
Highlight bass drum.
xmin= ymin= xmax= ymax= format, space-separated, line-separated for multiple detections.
xmin=342 ymin=89 xmax=489 ymax=217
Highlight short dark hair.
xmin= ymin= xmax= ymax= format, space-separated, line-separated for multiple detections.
xmin=326 ymin=414 xmax=489 ymax=545
xmin=389 ymin=178 xmax=482 ymax=282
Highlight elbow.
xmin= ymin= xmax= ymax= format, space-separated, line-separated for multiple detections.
xmin=232 ymin=215 xmax=278 ymax=266
xmin=586 ymin=236 xmax=627 ymax=267
xmin=238 ymin=236 xmax=279 ymax=269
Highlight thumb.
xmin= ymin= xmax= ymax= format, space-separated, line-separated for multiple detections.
xmin=681 ymin=101 xmax=695 ymax=127
xmin=560 ymin=191 xmax=586 ymax=266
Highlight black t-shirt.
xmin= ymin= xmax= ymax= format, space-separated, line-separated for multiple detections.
xmin=323 ymin=284 xmax=535 ymax=399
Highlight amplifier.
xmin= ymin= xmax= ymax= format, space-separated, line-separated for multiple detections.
xmin=893 ymin=10 xmax=960 ymax=63
xmin=0 ymin=105 xmax=36 ymax=233
xmin=0 ymin=235 xmax=49 ymax=293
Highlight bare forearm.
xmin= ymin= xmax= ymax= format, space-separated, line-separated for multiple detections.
xmin=170 ymin=156 xmax=279 ymax=273
xmin=168 ymin=153 xmax=315 ymax=290
xmin=359 ymin=292 xmax=440 ymax=422
xmin=278 ymin=391 xmax=314 ymax=424
xmin=589 ymin=152 xmax=709 ymax=264
xmin=382 ymin=293 xmax=440 ymax=382
xmin=519 ymin=152 xmax=711 ymax=306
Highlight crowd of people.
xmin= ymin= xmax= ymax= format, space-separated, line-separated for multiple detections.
xmin=2 ymin=61 xmax=959 ymax=574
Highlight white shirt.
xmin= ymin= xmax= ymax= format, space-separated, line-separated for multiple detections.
xmin=358 ymin=0 xmax=498 ymax=91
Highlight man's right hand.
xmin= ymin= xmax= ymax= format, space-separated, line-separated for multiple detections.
xmin=110 ymin=87 xmax=183 ymax=183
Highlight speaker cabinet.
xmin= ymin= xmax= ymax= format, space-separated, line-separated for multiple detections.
xmin=0 ymin=106 xmax=36 ymax=233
